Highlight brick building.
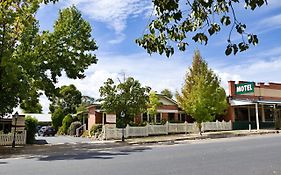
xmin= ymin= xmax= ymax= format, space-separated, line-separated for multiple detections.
xmin=226 ymin=81 xmax=281 ymax=130
xmin=87 ymin=94 xmax=193 ymax=129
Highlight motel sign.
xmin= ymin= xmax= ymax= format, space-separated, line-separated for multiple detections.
xmin=235 ymin=82 xmax=255 ymax=95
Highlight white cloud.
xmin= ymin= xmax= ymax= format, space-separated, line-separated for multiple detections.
xmin=40 ymin=52 xmax=192 ymax=113
xmin=63 ymin=0 xmax=152 ymax=44
xmin=260 ymin=13 xmax=281 ymax=28
xmin=39 ymin=48 xmax=281 ymax=114
xmin=214 ymin=55 xmax=281 ymax=95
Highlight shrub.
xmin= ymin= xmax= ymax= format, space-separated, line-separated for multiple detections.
xmin=60 ymin=114 xmax=73 ymax=134
xmin=25 ymin=116 xmax=38 ymax=144
xmin=68 ymin=121 xmax=82 ymax=135
xmin=90 ymin=124 xmax=102 ymax=136
xmin=81 ymin=130 xmax=89 ymax=137
xmin=51 ymin=107 xmax=64 ymax=131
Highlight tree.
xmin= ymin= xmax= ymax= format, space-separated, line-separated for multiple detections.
xmin=51 ymin=107 xmax=64 ymax=131
xmin=59 ymin=114 xmax=73 ymax=134
xmin=161 ymin=89 xmax=173 ymax=99
xmin=25 ymin=116 xmax=38 ymax=144
xmin=0 ymin=2 xmax=97 ymax=116
xmin=176 ymin=50 xmax=228 ymax=135
xmin=136 ymin=0 xmax=266 ymax=57
xmin=147 ymin=91 xmax=161 ymax=123
xmin=49 ymin=84 xmax=82 ymax=114
xmin=20 ymin=90 xmax=43 ymax=113
xmin=99 ymin=77 xmax=150 ymax=127
xmin=50 ymin=84 xmax=81 ymax=130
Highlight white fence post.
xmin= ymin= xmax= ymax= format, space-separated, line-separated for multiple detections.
xmin=126 ymin=124 xmax=130 ymax=138
xmin=97 ymin=121 xmax=233 ymax=140
xmin=165 ymin=121 xmax=169 ymax=135
xmin=0 ymin=131 xmax=27 ymax=146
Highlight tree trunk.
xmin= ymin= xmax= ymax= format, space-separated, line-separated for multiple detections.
xmin=197 ymin=122 xmax=202 ymax=136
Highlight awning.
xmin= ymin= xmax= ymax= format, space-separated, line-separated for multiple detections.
xmin=256 ymin=100 xmax=281 ymax=105
xmin=229 ymin=99 xmax=281 ymax=106
xmin=229 ymin=99 xmax=254 ymax=106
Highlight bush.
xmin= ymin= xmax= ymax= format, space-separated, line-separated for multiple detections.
xmin=90 ymin=124 xmax=102 ymax=136
xmin=68 ymin=121 xmax=82 ymax=135
xmin=81 ymin=130 xmax=89 ymax=137
xmin=25 ymin=116 xmax=38 ymax=144
xmin=51 ymin=107 xmax=64 ymax=131
xmin=60 ymin=114 xmax=73 ymax=134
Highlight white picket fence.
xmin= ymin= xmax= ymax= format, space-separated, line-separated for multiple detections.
xmin=102 ymin=120 xmax=232 ymax=140
xmin=0 ymin=131 xmax=27 ymax=146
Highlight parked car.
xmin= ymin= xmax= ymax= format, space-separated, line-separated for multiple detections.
xmin=38 ymin=126 xmax=56 ymax=136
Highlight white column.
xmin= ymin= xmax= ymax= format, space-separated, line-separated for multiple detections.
xmin=261 ymin=104 xmax=265 ymax=122
xmin=255 ymin=103 xmax=260 ymax=130
xmin=102 ymin=113 xmax=105 ymax=125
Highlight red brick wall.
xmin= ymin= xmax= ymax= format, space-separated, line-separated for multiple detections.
xmin=157 ymin=105 xmax=178 ymax=110
xmin=95 ymin=112 xmax=102 ymax=124
xmin=162 ymin=113 xmax=168 ymax=121
xmin=228 ymin=81 xmax=236 ymax=97
xmin=174 ymin=113 xmax=178 ymax=121
xmin=134 ymin=115 xmax=141 ymax=124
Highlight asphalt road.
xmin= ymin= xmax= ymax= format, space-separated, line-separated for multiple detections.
xmin=1 ymin=134 xmax=281 ymax=175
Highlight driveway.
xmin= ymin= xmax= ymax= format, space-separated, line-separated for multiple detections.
xmin=35 ymin=135 xmax=94 ymax=145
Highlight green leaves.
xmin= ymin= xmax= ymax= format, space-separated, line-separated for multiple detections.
xmin=245 ymin=0 xmax=267 ymax=10
xmin=0 ymin=2 xmax=97 ymax=115
xmin=225 ymin=42 xmax=251 ymax=56
xmin=236 ymin=23 xmax=246 ymax=34
xmin=137 ymin=0 xmax=266 ymax=57
xmin=192 ymin=33 xmax=208 ymax=45
xmin=176 ymin=50 xmax=228 ymax=126
xmin=208 ymin=23 xmax=221 ymax=36
xmin=147 ymin=91 xmax=161 ymax=121
xmin=220 ymin=16 xmax=231 ymax=26
xmin=248 ymin=34 xmax=258 ymax=45
xmin=99 ymin=77 xmax=150 ymax=126
xmin=50 ymin=84 xmax=82 ymax=115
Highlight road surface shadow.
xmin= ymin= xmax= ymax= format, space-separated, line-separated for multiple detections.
xmin=34 ymin=139 xmax=48 ymax=145
xmin=38 ymin=145 xmax=152 ymax=161
xmin=0 ymin=162 xmax=8 ymax=164
xmin=0 ymin=143 xmax=151 ymax=161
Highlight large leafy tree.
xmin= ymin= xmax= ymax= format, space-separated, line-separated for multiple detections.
xmin=20 ymin=90 xmax=43 ymax=114
xmin=49 ymin=84 xmax=82 ymax=115
xmin=0 ymin=1 xmax=97 ymax=116
xmin=136 ymin=0 xmax=267 ymax=57
xmin=161 ymin=89 xmax=173 ymax=99
xmin=176 ymin=50 xmax=228 ymax=135
xmin=50 ymin=84 xmax=82 ymax=130
xmin=99 ymin=77 xmax=150 ymax=127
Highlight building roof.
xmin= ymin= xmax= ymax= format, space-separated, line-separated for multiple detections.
xmin=22 ymin=113 xmax=52 ymax=123
xmin=157 ymin=94 xmax=178 ymax=106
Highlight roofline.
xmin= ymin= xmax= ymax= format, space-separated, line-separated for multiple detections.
xmin=156 ymin=94 xmax=178 ymax=106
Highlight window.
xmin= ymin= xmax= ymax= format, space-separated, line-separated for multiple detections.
xmin=142 ymin=113 xmax=148 ymax=122
xmin=168 ymin=113 xmax=174 ymax=121
xmin=156 ymin=113 xmax=161 ymax=123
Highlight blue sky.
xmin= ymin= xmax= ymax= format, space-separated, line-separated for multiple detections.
xmin=35 ymin=0 xmax=281 ymax=113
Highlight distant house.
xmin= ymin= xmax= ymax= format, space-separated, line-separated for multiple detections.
xmin=0 ymin=117 xmax=12 ymax=133
xmin=0 ymin=114 xmax=25 ymax=133
xmin=23 ymin=113 xmax=52 ymax=126
xmin=87 ymin=94 xmax=193 ymax=129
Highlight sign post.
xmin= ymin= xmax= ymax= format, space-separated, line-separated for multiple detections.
xmin=121 ymin=111 xmax=125 ymax=142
